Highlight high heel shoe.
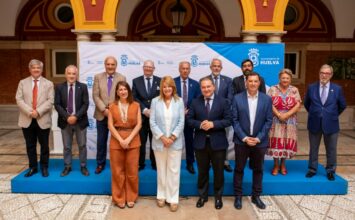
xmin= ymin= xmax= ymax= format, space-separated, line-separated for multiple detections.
xmin=127 ymin=202 xmax=135 ymax=208
xmin=271 ymin=166 xmax=279 ymax=176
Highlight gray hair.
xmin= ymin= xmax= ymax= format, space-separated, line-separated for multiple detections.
xmin=104 ymin=56 xmax=117 ymax=65
xmin=65 ymin=65 xmax=78 ymax=74
xmin=319 ymin=64 xmax=333 ymax=74
xmin=210 ymin=58 xmax=222 ymax=67
xmin=143 ymin=60 xmax=155 ymax=68
xmin=179 ymin=61 xmax=191 ymax=68
xmin=199 ymin=76 xmax=215 ymax=86
xmin=279 ymin=68 xmax=293 ymax=78
xmin=28 ymin=59 xmax=43 ymax=70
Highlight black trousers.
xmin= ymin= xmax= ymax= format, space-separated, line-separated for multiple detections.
xmin=234 ymin=144 xmax=267 ymax=196
xmin=139 ymin=116 xmax=156 ymax=167
xmin=22 ymin=119 xmax=50 ymax=169
xmin=195 ymin=138 xmax=226 ymax=199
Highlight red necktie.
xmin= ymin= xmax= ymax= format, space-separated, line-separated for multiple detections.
xmin=32 ymin=80 xmax=38 ymax=110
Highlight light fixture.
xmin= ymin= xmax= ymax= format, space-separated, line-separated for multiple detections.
xmin=170 ymin=0 xmax=186 ymax=34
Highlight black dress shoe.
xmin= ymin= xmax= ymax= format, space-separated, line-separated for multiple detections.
xmin=224 ymin=164 xmax=233 ymax=172
xmin=196 ymin=197 xmax=208 ymax=208
xmin=24 ymin=168 xmax=38 ymax=177
xmin=327 ymin=172 xmax=335 ymax=181
xmin=60 ymin=167 xmax=72 ymax=177
xmin=215 ymin=199 xmax=223 ymax=209
xmin=305 ymin=171 xmax=316 ymax=178
xmin=95 ymin=165 xmax=104 ymax=174
xmin=41 ymin=168 xmax=49 ymax=177
xmin=234 ymin=196 xmax=242 ymax=209
xmin=251 ymin=196 xmax=266 ymax=209
xmin=186 ymin=164 xmax=196 ymax=174
xmin=81 ymin=167 xmax=90 ymax=176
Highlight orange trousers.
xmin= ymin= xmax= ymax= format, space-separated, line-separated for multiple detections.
xmin=110 ymin=147 xmax=139 ymax=204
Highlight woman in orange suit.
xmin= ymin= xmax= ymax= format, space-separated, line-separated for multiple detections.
xmin=108 ymin=81 xmax=142 ymax=208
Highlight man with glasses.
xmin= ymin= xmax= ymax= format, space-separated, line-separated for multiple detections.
xmin=132 ymin=60 xmax=161 ymax=170
xmin=304 ymin=64 xmax=346 ymax=181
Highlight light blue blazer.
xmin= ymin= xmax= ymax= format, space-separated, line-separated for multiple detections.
xmin=150 ymin=96 xmax=185 ymax=151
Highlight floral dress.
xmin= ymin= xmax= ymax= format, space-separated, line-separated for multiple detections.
xmin=267 ymin=85 xmax=301 ymax=159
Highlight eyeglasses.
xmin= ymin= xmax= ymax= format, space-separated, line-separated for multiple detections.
xmin=320 ymin=72 xmax=332 ymax=76
xmin=143 ymin=66 xmax=154 ymax=69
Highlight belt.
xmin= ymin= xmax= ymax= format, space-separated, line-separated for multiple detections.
xmin=115 ymin=127 xmax=133 ymax=131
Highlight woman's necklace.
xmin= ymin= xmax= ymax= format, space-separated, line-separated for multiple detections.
xmin=118 ymin=101 xmax=129 ymax=123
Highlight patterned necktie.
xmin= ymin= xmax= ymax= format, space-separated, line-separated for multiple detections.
xmin=147 ymin=77 xmax=152 ymax=94
xmin=67 ymin=84 xmax=74 ymax=114
xmin=32 ymin=79 xmax=38 ymax=110
xmin=214 ymin=76 xmax=219 ymax=95
xmin=205 ymin=98 xmax=211 ymax=115
xmin=321 ymin=85 xmax=327 ymax=105
xmin=183 ymin=80 xmax=188 ymax=107
xmin=107 ymin=75 xmax=113 ymax=97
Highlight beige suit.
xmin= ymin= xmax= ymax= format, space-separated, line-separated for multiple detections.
xmin=93 ymin=72 xmax=126 ymax=121
xmin=16 ymin=76 xmax=54 ymax=129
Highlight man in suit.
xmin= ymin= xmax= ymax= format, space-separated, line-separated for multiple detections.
xmin=206 ymin=58 xmax=234 ymax=172
xmin=304 ymin=64 xmax=346 ymax=181
xmin=232 ymin=59 xmax=266 ymax=95
xmin=16 ymin=59 xmax=54 ymax=177
xmin=132 ymin=60 xmax=161 ymax=171
xmin=232 ymin=59 xmax=267 ymax=171
xmin=187 ymin=76 xmax=231 ymax=210
xmin=232 ymin=72 xmax=272 ymax=210
xmin=93 ymin=56 xmax=126 ymax=174
xmin=55 ymin=65 xmax=90 ymax=177
xmin=174 ymin=61 xmax=201 ymax=174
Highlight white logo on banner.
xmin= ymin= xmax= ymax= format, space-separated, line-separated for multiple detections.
xmin=248 ymin=48 xmax=260 ymax=67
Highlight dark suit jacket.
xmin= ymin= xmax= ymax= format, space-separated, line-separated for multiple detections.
xmin=187 ymin=95 xmax=231 ymax=150
xmin=304 ymin=82 xmax=346 ymax=135
xmin=207 ymin=74 xmax=233 ymax=105
xmin=232 ymin=75 xmax=266 ymax=95
xmin=232 ymin=91 xmax=273 ymax=148
xmin=54 ymin=81 xmax=89 ymax=129
xmin=174 ymin=77 xmax=201 ymax=108
xmin=132 ymin=75 xmax=161 ymax=112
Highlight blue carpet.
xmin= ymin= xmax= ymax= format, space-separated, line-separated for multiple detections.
xmin=11 ymin=159 xmax=347 ymax=195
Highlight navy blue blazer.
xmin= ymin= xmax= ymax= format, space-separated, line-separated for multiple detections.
xmin=132 ymin=75 xmax=161 ymax=113
xmin=54 ymin=81 xmax=89 ymax=129
xmin=232 ymin=75 xmax=266 ymax=95
xmin=304 ymin=82 xmax=346 ymax=135
xmin=207 ymin=74 xmax=233 ymax=105
xmin=174 ymin=77 xmax=201 ymax=108
xmin=187 ymin=95 xmax=232 ymax=151
xmin=232 ymin=91 xmax=273 ymax=148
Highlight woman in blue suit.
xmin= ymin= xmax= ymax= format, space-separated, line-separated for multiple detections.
xmin=150 ymin=76 xmax=185 ymax=212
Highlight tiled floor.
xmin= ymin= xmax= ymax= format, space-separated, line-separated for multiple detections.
xmin=0 ymin=129 xmax=355 ymax=220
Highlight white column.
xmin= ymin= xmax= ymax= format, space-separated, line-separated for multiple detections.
xmin=74 ymin=32 xmax=91 ymax=41
xmin=267 ymin=32 xmax=285 ymax=43
xmin=241 ymin=31 xmax=258 ymax=43
xmin=100 ymin=32 xmax=117 ymax=42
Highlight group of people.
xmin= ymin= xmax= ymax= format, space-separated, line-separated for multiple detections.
xmin=16 ymin=56 xmax=346 ymax=212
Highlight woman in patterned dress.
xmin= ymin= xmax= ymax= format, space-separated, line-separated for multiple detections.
xmin=267 ymin=69 xmax=301 ymax=175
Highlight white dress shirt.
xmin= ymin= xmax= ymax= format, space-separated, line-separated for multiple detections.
xmin=164 ymin=102 xmax=172 ymax=137
xmin=247 ymin=91 xmax=258 ymax=135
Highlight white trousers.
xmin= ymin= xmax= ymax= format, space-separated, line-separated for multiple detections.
xmin=154 ymin=148 xmax=182 ymax=204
